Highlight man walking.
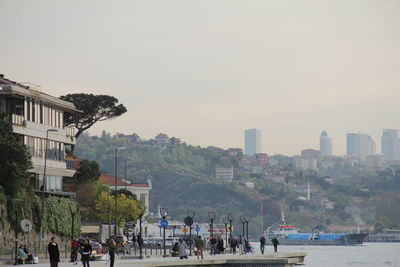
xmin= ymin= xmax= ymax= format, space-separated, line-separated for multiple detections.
xmin=271 ymin=237 xmax=279 ymax=253
xmin=107 ymin=236 xmax=117 ymax=267
xmin=238 ymin=235 xmax=244 ymax=255
xmin=48 ymin=237 xmax=60 ymax=267
xmin=194 ymin=236 xmax=204 ymax=259
xmin=259 ymin=235 xmax=266 ymax=254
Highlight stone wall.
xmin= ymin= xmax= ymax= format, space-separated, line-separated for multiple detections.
xmin=0 ymin=203 xmax=71 ymax=256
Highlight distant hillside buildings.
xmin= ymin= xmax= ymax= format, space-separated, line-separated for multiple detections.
xmin=215 ymin=167 xmax=234 ymax=181
xmin=244 ymin=128 xmax=262 ymax=156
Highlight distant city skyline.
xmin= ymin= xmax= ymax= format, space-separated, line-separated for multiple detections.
xmin=1 ymin=1 xmax=399 ymax=156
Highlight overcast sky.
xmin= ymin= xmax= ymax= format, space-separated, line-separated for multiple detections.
xmin=1 ymin=0 xmax=400 ymax=156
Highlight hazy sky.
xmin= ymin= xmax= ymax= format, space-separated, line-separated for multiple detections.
xmin=1 ymin=0 xmax=400 ymax=156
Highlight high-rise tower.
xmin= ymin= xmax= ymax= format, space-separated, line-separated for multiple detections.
xmin=381 ymin=129 xmax=400 ymax=160
xmin=320 ymin=131 xmax=332 ymax=156
xmin=346 ymin=133 xmax=375 ymax=159
xmin=244 ymin=129 xmax=262 ymax=156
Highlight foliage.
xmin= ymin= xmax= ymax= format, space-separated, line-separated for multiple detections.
xmin=0 ymin=118 xmax=32 ymax=197
xmin=60 ymin=94 xmax=127 ymax=139
xmin=95 ymin=191 xmax=140 ymax=226
xmin=75 ymin=159 xmax=101 ymax=184
xmin=7 ymin=192 xmax=80 ymax=236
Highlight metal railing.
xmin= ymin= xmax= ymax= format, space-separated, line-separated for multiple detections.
xmin=65 ymin=126 xmax=75 ymax=137
xmin=11 ymin=114 xmax=25 ymax=125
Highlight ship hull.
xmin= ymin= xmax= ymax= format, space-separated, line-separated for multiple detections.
xmin=268 ymin=233 xmax=368 ymax=246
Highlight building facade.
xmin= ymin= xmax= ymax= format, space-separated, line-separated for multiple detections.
xmin=215 ymin=167 xmax=234 ymax=181
xmin=0 ymin=75 xmax=79 ymax=195
xmin=320 ymin=131 xmax=332 ymax=156
xmin=381 ymin=129 xmax=400 ymax=160
xmin=346 ymin=133 xmax=375 ymax=160
xmin=244 ymin=128 xmax=262 ymax=156
xmin=99 ymin=173 xmax=152 ymax=216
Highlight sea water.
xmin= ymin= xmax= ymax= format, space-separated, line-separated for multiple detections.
xmin=255 ymin=242 xmax=400 ymax=266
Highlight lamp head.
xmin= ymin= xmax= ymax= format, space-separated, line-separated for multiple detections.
xmin=208 ymin=211 xmax=216 ymax=220
xmin=227 ymin=213 xmax=234 ymax=221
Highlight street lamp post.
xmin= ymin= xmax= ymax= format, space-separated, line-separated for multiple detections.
xmin=244 ymin=216 xmax=250 ymax=241
xmin=124 ymin=159 xmax=133 ymax=191
xmin=114 ymin=146 xmax=125 ymax=235
xmin=208 ymin=212 xmax=216 ymax=239
xmin=240 ymin=216 xmax=245 ymax=240
xmin=160 ymin=208 xmax=168 ymax=257
xmin=39 ymin=128 xmax=58 ymax=249
xmin=223 ymin=217 xmax=228 ymax=248
xmin=187 ymin=210 xmax=195 ymax=256
xmin=227 ymin=213 xmax=234 ymax=253
xmin=12 ymin=199 xmax=22 ymax=265
xmin=70 ymin=202 xmax=78 ymax=240
xmin=138 ymin=202 xmax=145 ymax=259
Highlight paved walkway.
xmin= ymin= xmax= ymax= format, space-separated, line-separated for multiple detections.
xmin=0 ymin=252 xmax=304 ymax=267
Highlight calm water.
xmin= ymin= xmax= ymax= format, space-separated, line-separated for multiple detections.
xmin=255 ymin=242 xmax=400 ymax=267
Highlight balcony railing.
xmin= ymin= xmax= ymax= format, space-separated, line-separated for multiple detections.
xmin=65 ymin=126 xmax=76 ymax=137
xmin=11 ymin=114 xmax=25 ymax=125
xmin=65 ymin=158 xmax=80 ymax=170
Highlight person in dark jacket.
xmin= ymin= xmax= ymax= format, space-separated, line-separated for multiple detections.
xmin=107 ymin=236 xmax=117 ymax=267
xmin=271 ymin=237 xmax=279 ymax=253
xmin=48 ymin=237 xmax=60 ymax=267
xmin=80 ymin=239 xmax=92 ymax=267
xmin=259 ymin=235 xmax=266 ymax=254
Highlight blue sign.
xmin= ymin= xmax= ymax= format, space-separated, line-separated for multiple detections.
xmin=160 ymin=219 xmax=168 ymax=228
xmin=195 ymin=226 xmax=200 ymax=232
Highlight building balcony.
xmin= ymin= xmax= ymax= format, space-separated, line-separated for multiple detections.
xmin=65 ymin=158 xmax=80 ymax=170
xmin=65 ymin=126 xmax=76 ymax=138
xmin=10 ymin=113 xmax=25 ymax=125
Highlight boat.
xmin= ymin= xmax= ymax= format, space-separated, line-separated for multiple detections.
xmin=264 ymin=211 xmax=368 ymax=246
xmin=365 ymin=229 xmax=400 ymax=242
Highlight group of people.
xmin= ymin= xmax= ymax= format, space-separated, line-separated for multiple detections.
xmin=44 ymin=233 xmax=279 ymax=267
xmin=259 ymin=235 xmax=279 ymax=254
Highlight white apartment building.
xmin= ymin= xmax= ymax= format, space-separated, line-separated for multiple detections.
xmin=0 ymin=75 xmax=80 ymax=195
xmin=215 ymin=167 xmax=234 ymax=181
xmin=99 ymin=173 xmax=152 ymax=217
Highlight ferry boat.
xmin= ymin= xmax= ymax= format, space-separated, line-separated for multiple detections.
xmin=265 ymin=212 xmax=368 ymax=246
xmin=366 ymin=229 xmax=400 ymax=242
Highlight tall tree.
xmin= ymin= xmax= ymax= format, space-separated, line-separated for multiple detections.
xmin=75 ymin=159 xmax=101 ymax=184
xmin=0 ymin=118 xmax=32 ymax=197
xmin=95 ymin=191 xmax=141 ymax=226
xmin=60 ymin=94 xmax=127 ymax=153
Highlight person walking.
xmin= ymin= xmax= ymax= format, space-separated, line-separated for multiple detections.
xmin=107 ymin=236 xmax=117 ymax=267
xmin=209 ymin=236 xmax=217 ymax=255
xmin=131 ymin=233 xmax=137 ymax=247
xmin=194 ymin=236 xmax=204 ymax=259
xmin=178 ymin=238 xmax=188 ymax=260
xmin=80 ymin=239 xmax=92 ymax=267
xmin=238 ymin=235 xmax=244 ymax=255
xmin=70 ymin=238 xmax=79 ymax=263
xmin=271 ymin=237 xmax=279 ymax=253
xmin=48 ymin=237 xmax=60 ymax=267
xmin=259 ymin=235 xmax=266 ymax=254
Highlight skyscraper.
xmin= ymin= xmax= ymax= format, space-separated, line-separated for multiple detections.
xmin=320 ymin=131 xmax=332 ymax=156
xmin=346 ymin=133 xmax=375 ymax=159
xmin=244 ymin=129 xmax=261 ymax=156
xmin=381 ymin=129 xmax=400 ymax=160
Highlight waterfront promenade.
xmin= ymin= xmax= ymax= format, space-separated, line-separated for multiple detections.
xmin=0 ymin=252 xmax=306 ymax=267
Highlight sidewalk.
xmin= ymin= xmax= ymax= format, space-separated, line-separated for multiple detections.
xmin=0 ymin=251 xmax=306 ymax=267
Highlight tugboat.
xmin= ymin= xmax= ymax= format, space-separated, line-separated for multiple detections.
xmin=265 ymin=211 xmax=368 ymax=246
